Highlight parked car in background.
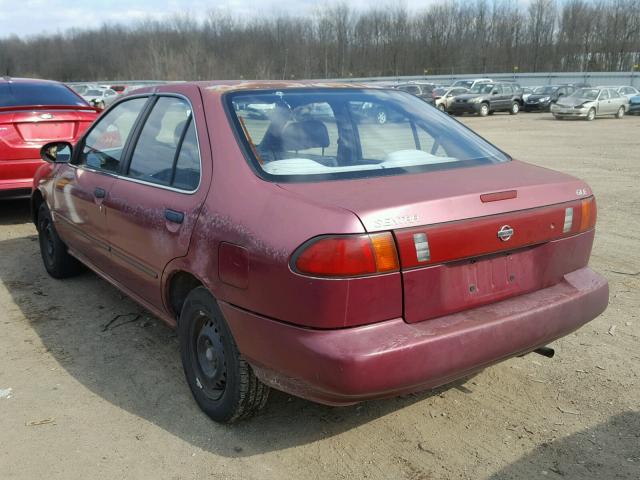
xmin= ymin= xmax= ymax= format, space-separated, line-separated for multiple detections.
xmin=450 ymin=78 xmax=492 ymax=90
xmin=610 ymin=86 xmax=640 ymax=101
xmin=521 ymin=87 xmax=535 ymax=103
xmin=628 ymin=94 xmax=640 ymax=115
xmin=432 ymin=86 xmax=469 ymax=112
xmin=109 ymin=85 xmax=127 ymax=94
xmin=551 ymin=87 xmax=628 ymax=120
xmin=449 ymin=82 xmax=522 ymax=116
xmin=82 ymin=88 xmax=118 ymax=109
xmin=395 ymin=82 xmax=437 ymax=105
xmin=0 ymin=77 xmax=98 ymax=199
xmin=32 ymin=81 xmax=608 ymax=423
xmin=68 ymin=84 xmax=93 ymax=96
xmin=524 ymin=85 xmax=575 ymax=112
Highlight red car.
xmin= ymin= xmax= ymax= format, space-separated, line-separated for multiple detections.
xmin=0 ymin=77 xmax=98 ymax=198
xmin=32 ymin=82 xmax=608 ymax=423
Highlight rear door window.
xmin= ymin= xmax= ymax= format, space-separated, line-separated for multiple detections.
xmin=127 ymin=96 xmax=201 ymax=190
xmin=76 ymin=97 xmax=148 ymax=173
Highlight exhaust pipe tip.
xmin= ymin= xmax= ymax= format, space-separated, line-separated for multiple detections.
xmin=534 ymin=346 xmax=555 ymax=358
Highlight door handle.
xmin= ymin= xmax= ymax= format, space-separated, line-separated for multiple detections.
xmin=165 ymin=209 xmax=184 ymax=224
xmin=94 ymin=187 xmax=106 ymax=199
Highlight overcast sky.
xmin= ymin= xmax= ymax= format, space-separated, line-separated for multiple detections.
xmin=0 ymin=0 xmax=431 ymax=38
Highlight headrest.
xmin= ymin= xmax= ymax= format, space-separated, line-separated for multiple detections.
xmin=281 ymin=120 xmax=330 ymax=151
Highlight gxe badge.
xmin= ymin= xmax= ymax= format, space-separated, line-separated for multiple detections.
xmin=497 ymin=225 xmax=514 ymax=242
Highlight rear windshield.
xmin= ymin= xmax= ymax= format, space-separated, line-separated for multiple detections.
xmin=226 ymin=88 xmax=510 ymax=182
xmin=0 ymin=82 xmax=88 ymax=108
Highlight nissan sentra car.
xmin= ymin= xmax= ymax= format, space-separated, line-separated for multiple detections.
xmin=31 ymin=81 xmax=609 ymax=423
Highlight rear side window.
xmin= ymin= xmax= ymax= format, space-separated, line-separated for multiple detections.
xmin=76 ymin=97 xmax=148 ymax=173
xmin=0 ymin=82 xmax=88 ymax=107
xmin=227 ymin=88 xmax=510 ymax=182
xmin=127 ymin=96 xmax=200 ymax=190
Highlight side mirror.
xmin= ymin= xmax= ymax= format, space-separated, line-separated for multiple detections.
xmin=40 ymin=142 xmax=73 ymax=164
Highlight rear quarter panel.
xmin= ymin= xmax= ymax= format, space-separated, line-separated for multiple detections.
xmin=163 ymin=88 xmax=403 ymax=328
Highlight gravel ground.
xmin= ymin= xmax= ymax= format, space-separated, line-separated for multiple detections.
xmin=0 ymin=112 xmax=638 ymax=480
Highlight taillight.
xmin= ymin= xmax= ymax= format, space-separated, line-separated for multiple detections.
xmin=293 ymin=233 xmax=399 ymax=277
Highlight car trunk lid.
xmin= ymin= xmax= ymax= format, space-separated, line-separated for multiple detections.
xmin=279 ymin=160 xmax=596 ymax=323
xmin=0 ymin=107 xmax=97 ymax=161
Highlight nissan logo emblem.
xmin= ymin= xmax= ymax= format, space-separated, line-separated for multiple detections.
xmin=497 ymin=225 xmax=514 ymax=242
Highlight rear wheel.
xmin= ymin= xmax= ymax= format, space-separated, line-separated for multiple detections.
xmin=509 ymin=102 xmax=520 ymax=115
xmin=615 ymin=106 xmax=625 ymax=119
xmin=586 ymin=108 xmax=596 ymax=121
xmin=37 ymin=203 xmax=83 ymax=279
xmin=479 ymin=103 xmax=489 ymax=117
xmin=179 ymin=287 xmax=269 ymax=423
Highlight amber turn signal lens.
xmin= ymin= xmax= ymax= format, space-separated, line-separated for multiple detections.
xmin=579 ymin=197 xmax=597 ymax=231
xmin=370 ymin=232 xmax=400 ymax=272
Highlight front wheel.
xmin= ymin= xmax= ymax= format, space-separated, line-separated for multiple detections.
xmin=586 ymin=108 xmax=596 ymax=121
xmin=179 ymin=287 xmax=269 ymax=423
xmin=437 ymin=103 xmax=446 ymax=112
xmin=509 ymin=102 xmax=520 ymax=115
xmin=37 ymin=203 xmax=83 ymax=278
xmin=479 ymin=103 xmax=489 ymax=117
xmin=615 ymin=106 xmax=625 ymax=119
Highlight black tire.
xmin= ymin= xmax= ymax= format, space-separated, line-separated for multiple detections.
xmin=37 ymin=203 xmax=83 ymax=279
xmin=178 ymin=287 xmax=269 ymax=423
xmin=479 ymin=103 xmax=489 ymax=117
xmin=509 ymin=101 xmax=520 ymax=115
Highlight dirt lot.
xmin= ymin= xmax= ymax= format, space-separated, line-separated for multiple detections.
xmin=1 ymin=113 xmax=638 ymax=480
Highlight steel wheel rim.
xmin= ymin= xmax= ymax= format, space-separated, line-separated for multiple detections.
xmin=40 ymin=217 xmax=55 ymax=259
xmin=377 ymin=111 xmax=386 ymax=123
xmin=192 ymin=311 xmax=227 ymax=401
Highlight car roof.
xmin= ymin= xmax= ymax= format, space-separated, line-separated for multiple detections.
xmin=132 ymin=80 xmax=385 ymax=96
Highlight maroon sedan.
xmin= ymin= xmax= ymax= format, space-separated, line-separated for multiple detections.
xmin=1 ymin=77 xmax=98 ymax=198
xmin=32 ymin=82 xmax=608 ymax=422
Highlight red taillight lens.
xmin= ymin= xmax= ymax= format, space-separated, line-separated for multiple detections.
xmin=293 ymin=233 xmax=399 ymax=277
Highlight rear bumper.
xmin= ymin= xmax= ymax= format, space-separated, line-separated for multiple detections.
xmin=0 ymin=159 xmax=43 ymax=195
xmin=221 ymin=267 xmax=608 ymax=405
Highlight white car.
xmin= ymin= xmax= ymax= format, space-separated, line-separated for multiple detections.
xmin=81 ymin=88 xmax=118 ymax=109
xmin=450 ymin=78 xmax=492 ymax=90
xmin=610 ymin=86 xmax=640 ymax=101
